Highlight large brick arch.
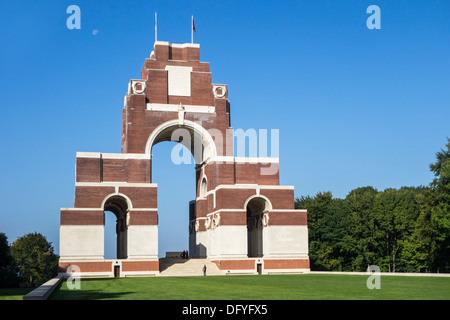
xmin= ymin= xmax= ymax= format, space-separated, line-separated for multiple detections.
xmin=144 ymin=119 xmax=218 ymax=165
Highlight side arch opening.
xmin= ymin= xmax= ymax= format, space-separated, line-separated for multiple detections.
xmin=200 ymin=176 xmax=207 ymax=198
xmin=245 ymin=196 xmax=271 ymax=258
xmin=103 ymin=194 xmax=130 ymax=260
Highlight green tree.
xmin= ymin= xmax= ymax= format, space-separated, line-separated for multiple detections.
xmin=345 ymin=186 xmax=378 ymax=271
xmin=0 ymin=233 xmax=18 ymax=287
xmin=296 ymin=192 xmax=350 ymax=271
xmin=372 ymin=187 xmax=424 ymax=272
xmin=0 ymin=233 xmax=11 ymax=274
xmin=10 ymin=233 xmax=59 ymax=287
xmin=404 ymin=139 xmax=450 ymax=272
xmin=321 ymin=197 xmax=351 ymax=270
xmin=429 ymin=138 xmax=450 ymax=271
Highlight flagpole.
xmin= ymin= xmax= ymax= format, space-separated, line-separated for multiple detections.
xmin=191 ymin=15 xmax=193 ymax=44
xmin=155 ymin=12 xmax=157 ymax=42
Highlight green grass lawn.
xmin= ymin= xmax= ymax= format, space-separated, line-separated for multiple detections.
xmin=49 ymin=274 xmax=450 ymax=300
xmin=0 ymin=288 xmax=33 ymax=300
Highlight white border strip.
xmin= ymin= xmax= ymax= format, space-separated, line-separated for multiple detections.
xmin=213 ymin=184 xmax=294 ymax=191
xmin=76 ymin=152 xmax=150 ymax=160
xmin=60 ymin=208 xmax=103 ymax=211
xmin=264 ymin=268 xmax=309 ymax=274
xmin=146 ymin=103 xmax=215 ymax=114
xmin=234 ymin=157 xmax=279 ymax=163
xmin=203 ymin=156 xmax=279 ymax=165
xmin=154 ymin=41 xmax=200 ymax=48
xmin=75 ymin=182 xmax=157 ymax=188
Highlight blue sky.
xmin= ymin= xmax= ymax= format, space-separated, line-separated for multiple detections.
xmin=0 ymin=1 xmax=449 ymax=258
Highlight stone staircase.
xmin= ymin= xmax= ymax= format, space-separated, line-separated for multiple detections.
xmin=159 ymin=258 xmax=223 ymax=277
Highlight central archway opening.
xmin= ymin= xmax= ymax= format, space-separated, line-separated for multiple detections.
xmin=147 ymin=120 xmax=218 ymax=259
xmin=152 ymin=141 xmax=196 ymax=258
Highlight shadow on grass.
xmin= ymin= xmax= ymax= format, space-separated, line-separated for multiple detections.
xmin=52 ymin=289 xmax=137 ymax=300
xmin=50 ymin=278 xmax=137 ymax=300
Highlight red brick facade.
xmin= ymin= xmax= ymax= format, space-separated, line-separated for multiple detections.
xmin=211 ymin=259 xmax=310 ymax=272
xmin=121 ymin=261 xmax=159 ymax=272
xmin=59 ymin=261 xmax=112 ymax=273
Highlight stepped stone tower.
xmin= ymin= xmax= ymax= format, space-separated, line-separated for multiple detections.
xmin=59 ymin=41 xmax=310 ymax=277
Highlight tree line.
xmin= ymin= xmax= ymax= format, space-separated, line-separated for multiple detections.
xmin=295 ymin=139 xmax=450 ymax=273
xmin=0 ymin=232 xmax=59 ymax=287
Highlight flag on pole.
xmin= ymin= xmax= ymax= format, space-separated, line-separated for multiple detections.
xmin=191 ymin=15 xmax=195 ymax=43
